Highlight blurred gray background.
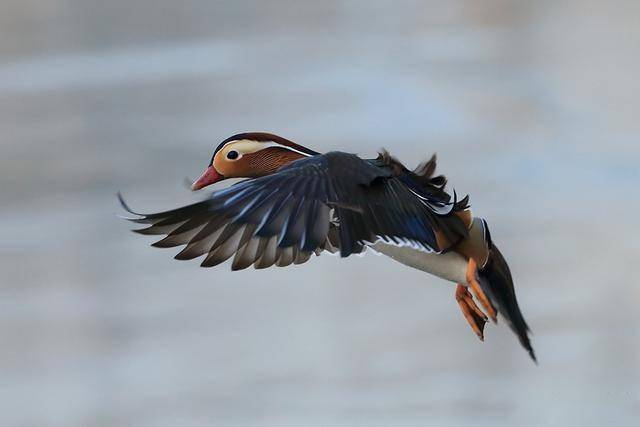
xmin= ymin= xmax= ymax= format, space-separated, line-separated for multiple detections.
xmin=1 ymin=1 xmax=639 ymax=426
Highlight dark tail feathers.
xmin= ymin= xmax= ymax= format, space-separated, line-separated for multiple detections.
xmin=477 ymin=240 xmax=536 ymax=362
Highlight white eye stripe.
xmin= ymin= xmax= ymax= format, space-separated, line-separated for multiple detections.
xmin=221 ymin=139 xmax=313 ymax=157
xmin=264 ymin=142 xmax=313 ymax=157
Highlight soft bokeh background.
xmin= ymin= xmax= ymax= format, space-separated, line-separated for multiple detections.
xmin=1 ymin=1 xmax=639 ymax=426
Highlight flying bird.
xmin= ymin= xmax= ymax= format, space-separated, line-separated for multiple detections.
xmin=119 ymin=132 xmax=535 ymax=361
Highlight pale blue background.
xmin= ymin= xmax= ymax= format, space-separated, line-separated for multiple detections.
xmin=1 ymin=1 xmax=638 ymax=426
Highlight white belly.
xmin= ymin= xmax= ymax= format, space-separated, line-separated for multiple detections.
xmin=369 ymin=242 xmax=468 ymax=285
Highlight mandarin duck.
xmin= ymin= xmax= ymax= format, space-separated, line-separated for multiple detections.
xmin=119 ymin=132 xmax=535 ymax=361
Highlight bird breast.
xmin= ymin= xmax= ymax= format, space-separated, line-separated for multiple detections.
xmin=370 ymin=241 xmax=468 ymax=284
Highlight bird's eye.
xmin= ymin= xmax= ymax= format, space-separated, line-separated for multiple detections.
xmin=226 ymin=150 xmax=239 ymax=160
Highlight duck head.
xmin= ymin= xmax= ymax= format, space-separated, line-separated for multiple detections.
xmin=191 ymin=132 xmax=319 ymax=190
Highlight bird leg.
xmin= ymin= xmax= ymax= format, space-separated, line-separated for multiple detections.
xmin=455 ymin=284 xmax=487 ymax=341
xmin=466 ymin=258 xmax=497 ymax=323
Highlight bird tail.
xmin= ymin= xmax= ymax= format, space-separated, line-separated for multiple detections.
xmin=476 ymin=225 xmax=536 ymax=362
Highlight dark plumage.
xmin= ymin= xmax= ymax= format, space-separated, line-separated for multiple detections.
xmin=478 ymin=239 xmax=536 ymax=362
xmin=120 ymin=151 xmax=470 ymax=266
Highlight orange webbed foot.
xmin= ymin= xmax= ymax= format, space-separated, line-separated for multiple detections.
xmin=455 ymin=284 xmax=488 ymax=341
xmin=466 ymin=258 xmax=497 ymax=323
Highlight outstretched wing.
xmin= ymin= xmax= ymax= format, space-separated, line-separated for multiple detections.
xmin=119 ymin=151 xmax=468 ymax=270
